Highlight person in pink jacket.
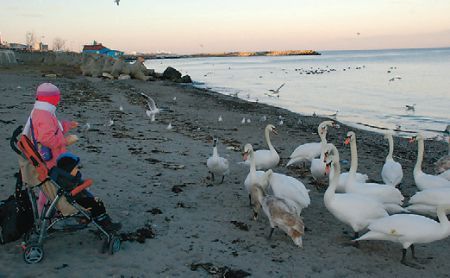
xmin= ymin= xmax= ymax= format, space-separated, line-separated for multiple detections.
xmin=22 ymin=83 xmax=79 ymax=214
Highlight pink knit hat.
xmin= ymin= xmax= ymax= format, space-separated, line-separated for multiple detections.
xmin=36 ymin=83 xmax=61 ymax=97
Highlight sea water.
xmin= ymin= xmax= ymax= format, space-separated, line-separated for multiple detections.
xmin=145 ymin=48 xmax=450 ymax=138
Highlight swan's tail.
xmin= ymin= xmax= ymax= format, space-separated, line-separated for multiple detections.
xmin=286 ymin=157 xmax=303 ymax=167
xmin=353 ymin=231 xmax=387 ymax=242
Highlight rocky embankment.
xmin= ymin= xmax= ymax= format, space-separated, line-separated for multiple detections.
xmin=5 ymin=51 xmax=191 ymax=83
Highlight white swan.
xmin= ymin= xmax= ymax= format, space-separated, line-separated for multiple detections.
xmin=381 ymin=133 xmax=403 ymax=187
xmin=243 ymin=124 xmax=280 ymax=170
xmin=334 ymin=131 xmax=368 ymax=192
xmin=206 ymin=138 xmax=229 ymax=183
xmin=243 ymin=144 xmax=270 ymax=204
xmin=406 ymin=187 xmax=450 ymax=217
xmin=265 ymin=169 xmax=310 ymax=216
xmin=323 ymin=143 xmax=388 ymax=240
xmin=344 ymin=132 xmax=405 ymax=213
xmin=286 ymin=121 xmax=332 ymax=167
xmin=355 ymin=205 xmax=450 ymax=267
xmin=251 ymin=186 xmax=305 ymax=247
xmin=309 ymin=121 xmax=335 ymax=180
xmin=410 ymin=134 xmax=450 ymax=190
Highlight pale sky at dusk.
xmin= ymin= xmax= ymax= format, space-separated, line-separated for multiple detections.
xmin=1 ymin=0 xmax=449 ymax=54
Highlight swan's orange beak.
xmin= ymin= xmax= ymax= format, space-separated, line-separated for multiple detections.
xmin=325 ymin=162 xmax=331 ymax=175
xmin=344 ymin=137 xmax=351 ymax=145
xmin=243 ymin=152 xmax=249 ymax=161
xmin=272 ymin=128 xmax=278 ymax=135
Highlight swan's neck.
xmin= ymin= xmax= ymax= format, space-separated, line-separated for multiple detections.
xmin=213 ymin=146 xmax=218 ymax=157
xmin=349 ymin=138 xmax=358 ymax=177
xmin=386 ymin=135 xmax=394 ymax=161
xmin=249 ymin=151 xmax=257 ymax=177
xmin=414 ymin=138 xmax=424 ymax=174
xmin=265 ymin=128 xmax=274 ymax=151
xmin=319 ymin=129 xmax=327 ymax=144
xmin=319 ymin=132 xmax=328 ymax=159
xmin=325 ymin=149 xmax=340 ymax=204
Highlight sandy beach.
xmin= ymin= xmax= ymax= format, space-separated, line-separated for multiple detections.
xmin=0 ymin=65 xmax=449 ymax=277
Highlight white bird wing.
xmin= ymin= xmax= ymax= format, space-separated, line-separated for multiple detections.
xmin=348 ymin=182 xmax=404 ymax=204
xmin=276 ymin=83 xmax=285 ymax=92
xmin=367 ymin=214 xmax=439 ymax=238
xmin=329 ymin=194 xmax=388 ymax=231
xmin=270 ymin=173 xmax=310 ymax=208
xmin=289 ymin=142 xmax=321 ymax=159
xmin=415 ymin=172 xmax=450 ymax=190
xmin=253 ymin=149 xmax=279 ymax=170
xmin=409 ymin=188 xmax=450 ymax=206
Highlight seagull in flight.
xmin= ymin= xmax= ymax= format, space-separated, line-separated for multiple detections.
xmin=140 ymin=92 xmax=160 ymax=121
xmin=405 ymin=104 xmax=416 ymax=112
xmin=269 ymin=83 xmax=285 ymax=94
xmin=114 ymin=0 xmax=120 ymax=6
xmin=265 ymin=83 xmax=285 ymax=98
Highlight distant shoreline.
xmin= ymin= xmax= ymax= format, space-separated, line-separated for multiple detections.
xmin=124 ymin=49 xmax=320 ymax=61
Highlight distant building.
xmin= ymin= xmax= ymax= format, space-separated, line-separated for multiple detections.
xmin=82 ymin=41 xmax=123 ymax=58
xmin=40 ymin=43 xmax=49 ymax=52
xmin=8 ymin=43 xmax=28 ymax=50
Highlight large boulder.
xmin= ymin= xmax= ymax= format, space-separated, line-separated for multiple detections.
xmin=179 ymin=75 xmax=192 ymax=83
xmin=90 ymin=55 xmax=105 ymax=77
xmin=162 ymin=66 xmax=182 ymax=81
xmin=111 ymin=57 xmax=130 ymax=78
xmin=129 ymin=57 xmax=151 ymax=81
xmin=102 ymin=57 xmax=115 ymax=73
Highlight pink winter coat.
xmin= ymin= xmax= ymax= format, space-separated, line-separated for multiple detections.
xmin=31 ymin=109 xmax=74 ymax=169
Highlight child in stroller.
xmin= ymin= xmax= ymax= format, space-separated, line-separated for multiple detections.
xmin=52 ymin=152 xmax=121 ymax=233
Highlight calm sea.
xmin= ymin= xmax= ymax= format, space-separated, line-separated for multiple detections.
xmin=144 ymin=48 xmax=450 ymax=138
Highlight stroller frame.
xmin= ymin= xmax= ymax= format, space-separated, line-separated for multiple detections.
xmin=10 ymin=126 xmax=120 ymax=264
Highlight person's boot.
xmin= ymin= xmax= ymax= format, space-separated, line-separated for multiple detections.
xmin=95 ymin=214 xmax=122 ymax=233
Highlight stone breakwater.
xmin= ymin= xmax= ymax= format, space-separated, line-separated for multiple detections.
xmin=8 ymin=51 xmax=192 ymax=83
xmin=0 ymin=50 xmax=18 ymax=65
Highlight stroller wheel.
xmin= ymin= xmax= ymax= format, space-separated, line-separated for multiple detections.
xmin=23 ymin=245 xmax=44 ymax=264
xmin=109 ymin=236 xmax=121 ymax=255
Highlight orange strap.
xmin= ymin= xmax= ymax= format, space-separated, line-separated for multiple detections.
xmin=18 ymin=134 xmax=49 ymax=182
xmin=70 ymin=179 xmax=93 ymax=197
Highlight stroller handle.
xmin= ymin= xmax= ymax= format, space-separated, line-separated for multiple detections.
xmin=71 ymin=179 xmax=93 ymax=196
xmin=10 ymin=125 xmax=23 ymax=155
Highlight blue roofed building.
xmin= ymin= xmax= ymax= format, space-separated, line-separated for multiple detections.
xmin=82 ymin=41 xmax=123 ymax=58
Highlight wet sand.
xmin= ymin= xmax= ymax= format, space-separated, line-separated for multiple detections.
xmin=0 ymin=65 xmax=449 ymax=277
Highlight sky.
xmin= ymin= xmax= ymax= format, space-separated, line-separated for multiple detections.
xmin=1 ymin=0 xmax=449 ymax=54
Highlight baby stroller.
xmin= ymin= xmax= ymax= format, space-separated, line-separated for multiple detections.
xmin=10 ymin=126 xmax=121 ymax=264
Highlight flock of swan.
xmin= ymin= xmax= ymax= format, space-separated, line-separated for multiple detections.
xmin=206 ymin=121 xmax=450 ymax=268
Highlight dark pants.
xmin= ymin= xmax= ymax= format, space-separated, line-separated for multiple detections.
xmin=75 ymin=194 xmax=106 ymax=219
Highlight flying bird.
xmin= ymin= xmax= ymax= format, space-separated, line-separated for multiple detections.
xmin=269 ymin=83 xmax=285 ymax=94
xmin=405 ymin=104 xmax=416 ymax=112
xmin=114 ymin=0 xmax=120 ymax=6
xmin=140 ymin=92 xmax=160 ymax=121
